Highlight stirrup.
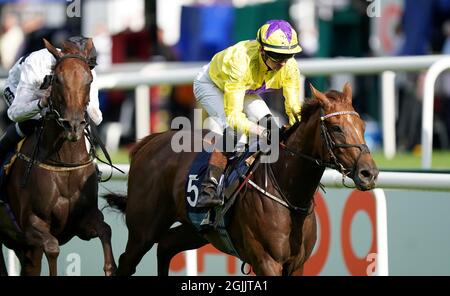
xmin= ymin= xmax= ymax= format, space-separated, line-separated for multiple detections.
xmin=200 ymin=209 xmax=217 ymax=230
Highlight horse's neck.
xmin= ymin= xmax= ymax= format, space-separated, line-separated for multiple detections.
xmin=37 ymin=122 xmax=89 ymax=163
xmin=270 ymin=115 xmax=325 ymax=204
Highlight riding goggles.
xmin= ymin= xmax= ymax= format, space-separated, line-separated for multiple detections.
xmin=265 ymin=51 xmax=295 ymax=64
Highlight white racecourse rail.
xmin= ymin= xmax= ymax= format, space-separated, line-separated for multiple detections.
xmin=0 ymin=55 xmax=447 ymax=165
xmin=91 ymin=54 xmax=448 ymax=167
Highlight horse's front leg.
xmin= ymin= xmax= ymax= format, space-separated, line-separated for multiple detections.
xmin=94 ymin=213 xmax=117 ymax=276
xmin=20 ymin=247 xmax=44 ymax=276
xmin=27 ymin=214 xmax=59 ymax=276
xmin=251 ymin=253 xmax=283 ymax=275
xmin=79 ymin=210 xmax=117 ymax=276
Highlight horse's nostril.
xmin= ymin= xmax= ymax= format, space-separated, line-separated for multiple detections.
xmin=359 ymin=169 xmax=372 ymax=180
xmin=62 ymin=121 xmax=71 ymax=130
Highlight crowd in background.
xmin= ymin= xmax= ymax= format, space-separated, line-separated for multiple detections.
xmin=1 ymin=0 xmax=450 ymax=152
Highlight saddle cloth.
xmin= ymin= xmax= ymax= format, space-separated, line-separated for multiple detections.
xmin=184 ymin=150 xmax=253 ymax=257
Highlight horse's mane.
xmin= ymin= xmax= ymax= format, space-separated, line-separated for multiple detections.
xmin=300 ymin=97 xmax=319 ymax=122
xmin=300 ymin=90 xmax=346 ymax=121
xmin=282 ymin=89 xmax=347 ymax=140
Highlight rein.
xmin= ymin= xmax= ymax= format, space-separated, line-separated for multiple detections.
xmin=247 ymin=162 xmax=314 ymax=215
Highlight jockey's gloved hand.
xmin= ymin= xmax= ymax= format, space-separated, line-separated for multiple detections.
xmin=38 ymin=93 xmax=50 ymax=117
xmin=280 ymin=124 xmax=290 ymax=141
xmin=38 ymin=90 xmax=50 ymax=109
xmin=260 ymin=128 xmax=271 ymax=145
xmin=39 ymin=106 xmax=50 ymax=117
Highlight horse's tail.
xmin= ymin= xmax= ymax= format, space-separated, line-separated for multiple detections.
xmin=103 ymin=193 xmax=127 ymax=213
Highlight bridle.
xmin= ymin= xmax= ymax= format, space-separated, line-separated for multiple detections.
xmin=17 ymin=53 xmax=94 ymax=187
xmin=17 ymin=52 xmax=123 ymax=187
xmin=279 ymin=109 xmax=370 ymax=186
xmin=219 ymin=107 xmax=372 ymax=218
xmin=46 ymin=54 xmax=91 ymax=132
xmin=318 ymin=110 xmax=370 ymax=176
xmin=240 ymin=109 xmax=369 ymax=215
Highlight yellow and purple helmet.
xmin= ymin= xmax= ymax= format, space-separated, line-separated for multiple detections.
xmin=257 ymin=20 xmax=302 ymax=55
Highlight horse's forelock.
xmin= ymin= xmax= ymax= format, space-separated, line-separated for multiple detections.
xmin=62 ymin=41 xmax=81 ymax=54
xmin=302 ymin=89 xmax=349 ymax=120
xmin=61 ymin=40 xmax=93 ymax=61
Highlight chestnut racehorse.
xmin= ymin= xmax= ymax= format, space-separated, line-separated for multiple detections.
xmin=0 ymin=39 xmax=116 ymax=276
xmin=105 ymin=83 xmax=378 ymax=275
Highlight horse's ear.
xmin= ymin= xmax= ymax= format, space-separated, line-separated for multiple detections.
xmin=309 ymin=83 xmax=330 ymax=106
xmin=43 ymin=38 xmax=62 ymax=60
xmin=343 ymin=82 xmax=352 ymax=101
xmin=84 ymin=38 xmax=94 ymax=56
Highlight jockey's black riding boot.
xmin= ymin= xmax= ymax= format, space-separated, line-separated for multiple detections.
xmin=0 ymin=123 xmax=23 ymax=164
xmin=197 ymin=164 xmax=224 ymax=208
xmin=197 ymin=150 xmax=227 ymax=208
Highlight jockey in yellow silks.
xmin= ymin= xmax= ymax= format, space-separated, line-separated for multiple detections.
xmin=193 ymin=20 xmax=303 ymax=216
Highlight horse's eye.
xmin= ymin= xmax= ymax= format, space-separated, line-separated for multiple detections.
xmin=330 ymin=125 xmax=344 ymax=133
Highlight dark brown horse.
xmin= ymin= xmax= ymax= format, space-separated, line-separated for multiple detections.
xmin=105 ymin=83 xmax=378 ymax=276
xmin=0 ymin=39 xmax=116 ymax=276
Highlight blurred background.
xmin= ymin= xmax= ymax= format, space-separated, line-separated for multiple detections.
xmin=1 ymin=0 xmax=449 ymax=159
xmin=2 ymin=0 xmax=450 ymax=276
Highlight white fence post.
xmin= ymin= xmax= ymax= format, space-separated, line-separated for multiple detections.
xmin=7 ymin=249 xmax=20 ymax=276
xmin=381 ymin=71 xmax=396 ymax=159
xmin=135 ymin=85 xmax=150 ymax=140
xmin=422 ymin=57 xmax=450 ymax=168
xmin=373 ymin=188 xmax=389 ymax=276
xmin=185 ymin=250 xmax=198 ymax=276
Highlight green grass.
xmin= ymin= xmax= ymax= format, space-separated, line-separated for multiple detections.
xmin=102 ymin=148 xmax=450 ymax=171
xmin=372 ymin=150 xmax=450 ymax=171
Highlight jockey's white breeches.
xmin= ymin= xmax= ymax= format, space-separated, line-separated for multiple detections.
xmin=193 ymin=64 xmax=272 ymax=147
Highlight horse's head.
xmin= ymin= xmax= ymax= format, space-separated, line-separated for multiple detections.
xmin=43 ymin=38 xmax=94 ymax=142
xmin=300 ymin=83 xmax=379 ymax=190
